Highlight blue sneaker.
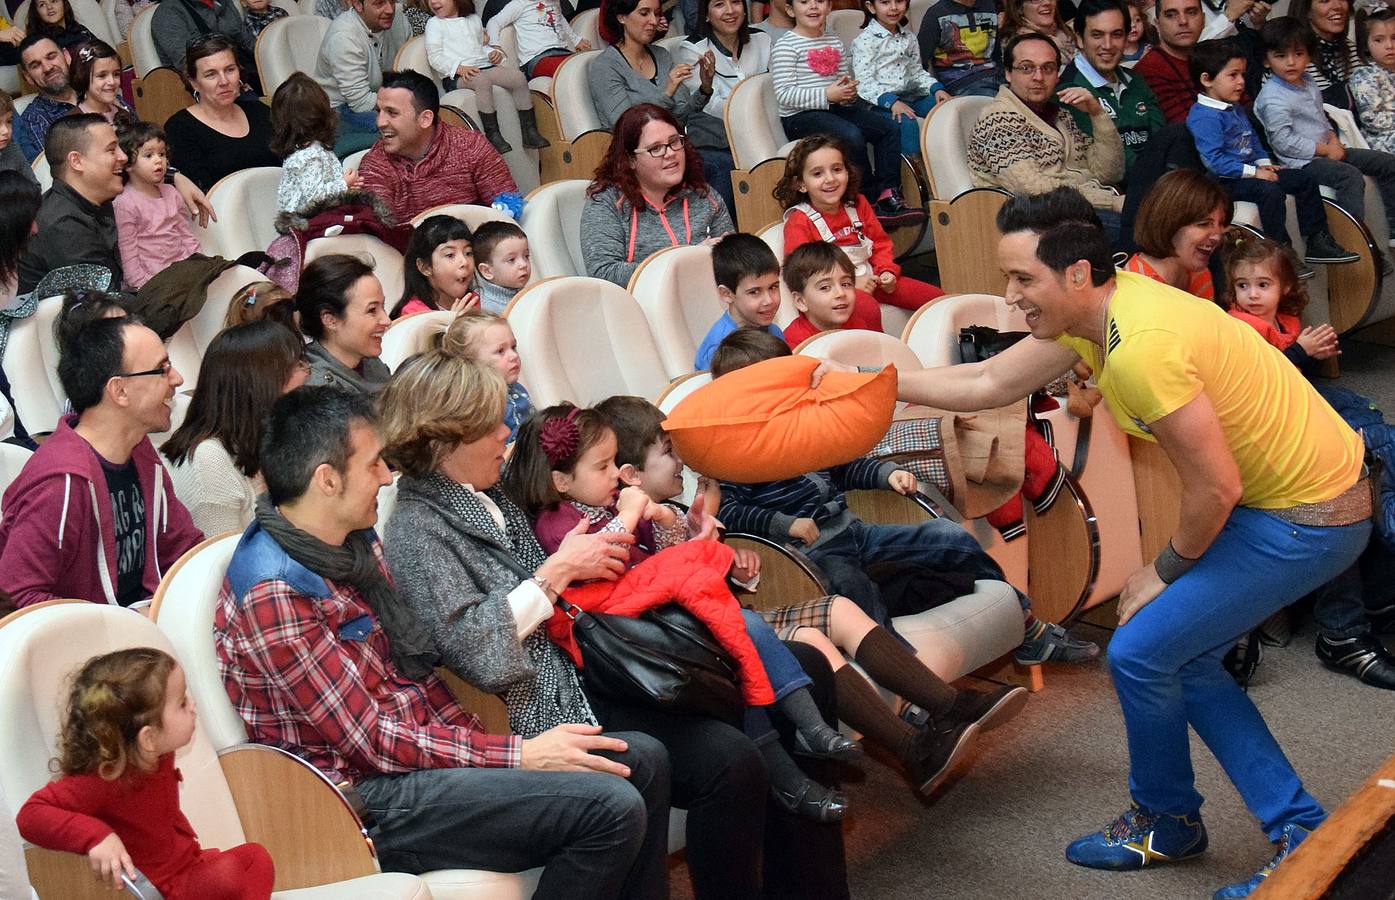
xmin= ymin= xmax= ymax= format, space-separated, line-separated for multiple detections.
xmin=1212 ymin=823 xmax=1311 ymax=899
xmin=1066 ymin=805 xmax=1208 ymax=870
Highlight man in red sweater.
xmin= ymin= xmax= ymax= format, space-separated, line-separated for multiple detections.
xmin=357 ymin=70 xmax=519 ymax=224
xmin=1132 ymin=0 xmax=1205 ymax=122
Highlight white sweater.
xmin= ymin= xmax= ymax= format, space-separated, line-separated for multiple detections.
xmin=425 ymin=13 xmax=495 ymax=79
xmin=769 ymin=28 xmax=848 ymax=118
xmin=850 ymin=19 xmax=940 ymax=106
xmin=164 ymin=439 xmax=260 ymax=538
xmin=486 ymin=0 xmax=581 ymax=66
xmin=676 ymin=31 xmax=771 ymax=119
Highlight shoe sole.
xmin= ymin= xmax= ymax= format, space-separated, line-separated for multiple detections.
xmin=1304 ymin=254 xmax=1361 ymax=264
xmin=974 ymin=687 xmax=1028 ymax=732
xmin=793 ymin=743 xmax=866 ymax=762
xmin=915 ymin=722 xmax=980 ymax=797
xmin=1317 ymin=658 xmax=1395 ymax=691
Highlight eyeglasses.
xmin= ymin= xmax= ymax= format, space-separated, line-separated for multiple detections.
xmin=115 ymin=360 xmax=173 ymax=379
xmin=1011 ymin=61 xmax=1059 ymax=76
xmin=634 ymin=135 xmax=686 ymax=158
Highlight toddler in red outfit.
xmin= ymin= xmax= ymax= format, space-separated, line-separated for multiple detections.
xmin=18 ymin=648 xmax=274 ymax=899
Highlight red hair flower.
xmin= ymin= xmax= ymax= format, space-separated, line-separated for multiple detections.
xmin=806 ymin=47 xmax=842 ymax=77
xmin=539 ymin=409 xmax=581 ymax=466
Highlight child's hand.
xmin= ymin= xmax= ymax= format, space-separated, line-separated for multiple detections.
xmin=576 ymin=38 xmax=593 ymax=50
xmin=1224 ymin=0 xmax=1255 ymax=21
xmin=889 ymin=99 xmax=916 ymax=121
xmin=648 ymin=501 xmax=679 ymax=527
xmin=686 ymin=490 xmax=721 ymax=541
xmin=1255 ymin=166 xmax=1280 ymax=182
xmin=825 ymin=77 xmax=857 ymax=104
xmin=451 ymin=292 xmax=480 ymax=314
xmin=88 ymin=832 xmax=135 ymax=891
xmin=697 ymin=476 xmax=722 ymax=515
xmin=488 ymin=46 xmax=505 ymax=64
xmin=1297 ymin=324 xmax=1341 ymax=359
xmin=344 ymin=167 xmax=363 ymax=190
xmin=617 ymin=485 xmax=650 ymax=518
xmin=888 ymin=470 xmax=918 ymax=495
xmin=730 ymin=547 xmax=762 ymax=583
xmin=1319 ymin=132 xmax=1347 ymax=160
xmin=457 ymin=65 xmax=482 ymax=82
xmin=789 ymin=517 xmax=820 ymax=545
xmin=856 ymin=273 xmax=878 ymax=294
xmin=877 ymin=270 xmax=897 ymax=293
xmin=934 ymin=88 xmax=951 ymax=105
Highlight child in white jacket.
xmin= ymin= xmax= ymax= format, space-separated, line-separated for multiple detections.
xmin=486 ymin=0 xmax=593 ymax=79
xmin=426 ymin=0 xmax=549 ymax=152
xmin=851 ymin=0 xmax=948 ymax=156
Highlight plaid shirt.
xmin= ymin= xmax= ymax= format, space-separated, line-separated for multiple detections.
xmin=215 ymin=532 xmax=520 ymax=784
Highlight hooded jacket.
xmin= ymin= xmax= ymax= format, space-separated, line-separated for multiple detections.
xmin=0 ymin=416 xmax=203 ymax=608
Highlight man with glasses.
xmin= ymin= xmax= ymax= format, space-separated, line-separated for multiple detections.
xmin=0 ymin=314 xmax=202 ymax=608
xmin=1061 ymin=0 xmax=1164 ymax=171
xmin=967 ymin=32 xmax=1126 ymax=241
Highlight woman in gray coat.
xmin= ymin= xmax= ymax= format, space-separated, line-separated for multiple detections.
xmin=296 ymin=254 xmax=391 ymax=395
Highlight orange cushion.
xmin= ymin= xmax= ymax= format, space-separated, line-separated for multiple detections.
xmin=663 ymin=356 xmax=898 ymax=482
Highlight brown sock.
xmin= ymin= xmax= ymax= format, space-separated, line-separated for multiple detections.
xmin=853 ymin=626 xmax=957 ymax=719
xmin=834 ymin=665 xmax=918 ymax=761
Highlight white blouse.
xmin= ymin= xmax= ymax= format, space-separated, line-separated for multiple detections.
xmin=676 ymin=31 xmax=772 ymax=119
xmin=425 ymin=13 xmax=496 ymax=80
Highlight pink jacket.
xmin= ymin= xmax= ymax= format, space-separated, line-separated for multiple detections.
xmin=0 ymin=416 xmax=203 ymax=607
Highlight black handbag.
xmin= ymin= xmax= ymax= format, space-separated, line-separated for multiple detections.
xmin=958 ymin=326 xmax=1030 ymax=364
xmin=559 ymin=599 xmax=744 ymax=726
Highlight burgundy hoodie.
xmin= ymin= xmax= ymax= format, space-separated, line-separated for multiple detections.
xmin=0 ymin=415 xmax=203 ymax=608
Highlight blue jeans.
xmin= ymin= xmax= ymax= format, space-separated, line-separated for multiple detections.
xmin=741 ymin=608 xmax=812 ymax=701
xmin=1107 ymin=506 xmax=1370 ymax=839
xmin=782 ymin=102 xmax=903 ymax=199
xmin=336 ymin=105 xmax=380 ymax=133
xmin=872 ymin=93 xmax=938 ymax=158
xmin=698 ymin=146 xmax=736 ymax=221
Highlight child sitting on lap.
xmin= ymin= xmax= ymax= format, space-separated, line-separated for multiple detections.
xmin=779 ymin=242 xmax=880 ymax=347
xmin=113 ymin=122 xmax=202 ymax=290
xmin=471 ymin=219 xmax=532 ymax=314
xmin=695 ymin=233 xmax=787 ymax=369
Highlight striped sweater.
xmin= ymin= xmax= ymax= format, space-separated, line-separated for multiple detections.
xmin=770 ymin=28 xmax=850 ymax=118
xmin=718 ymin=457 xmax=899 ymax=543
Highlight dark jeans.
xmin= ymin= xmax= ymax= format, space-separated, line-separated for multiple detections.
xmin=782 ymin=102 xmax=902 ymax=199
xmin=698 ymin=146 xmax=737 ymax=221
xmin=742 ymin=608 xmax=812 ymax=701
xmin=1304 ymin=149 xmax=1395 ymax=230
xmin=356 ymin=730 xmax=669 ymax=900
xmin=1219 ymin=168 xmax=1327 ymax=245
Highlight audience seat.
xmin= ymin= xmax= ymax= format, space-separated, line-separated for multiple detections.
xmin=409 ymin=201 xmax=520 ymax=231
xmin=193 ymin=166 xmax=284 ymax=259
xmin=30 ymin=153 xmax=50 ymax=192
xmin=519 ymin=179 xmax=589 ymax=278
xmin=907 ymin=0 xmax=932 ymax=30
xmin=343 ymin=147 xmax=371 ymax=172
xmin=653 ymin=370 xmax=712 ymax=412
xmin=1 ymin=67 xmax=22 ymax=99
xmin=0 ymin=443 xmax=33 ymax=513
xmin=440 ymin=88 xmax=542 ymax=195
xmin=380 ymin=309 xmax=453 ymax=370
xmin=66 ymin=0 xmax=120 ymax=46
xmin=256 ymin=15 xmax=332 ymax=96
xmin=626 ymin=244 xmax=723 ymax=380
xmin=99 ymin=0 xmax=122 ymax=44
xmin=0 ymin=601 xmax=433 ymax=899
xmin=0 ymin=393 xmax=13 ymax=445
xmin=393 ymin=34 xmax=433 ymax=80
xmin=536 ymin=50 xmax=609 ymax=184
xmin=724 ymin=74 xmax=793 ymax=232
xmin=827 ymin=9 xmax=862 ymax=46
xmin=13 ymin=296 xmax=67 ymax=435
xmin=569 ymin=8 xmax=600 ymax=47
xmin=504 ymin=275 xmax=670 ymax=407
xmin=128 ymin=5 xmax=161 ymax=77
xmin=166 ymin=265 xmax=268 ymax=387
xmin=304 ymin=233 xmax=407 ymax=314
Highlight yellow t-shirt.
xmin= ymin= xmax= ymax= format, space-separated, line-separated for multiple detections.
xmin=1057 ymin=271 xmax=1361 ymax=508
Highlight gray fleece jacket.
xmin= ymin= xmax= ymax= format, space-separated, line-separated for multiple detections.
xmin=579 ymin=183 xmax=734 ymax=286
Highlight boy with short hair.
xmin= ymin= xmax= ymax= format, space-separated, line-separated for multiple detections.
xmin=1254 ymin=17 xmax=1395 ymax=269
xmin=1185 ymin=38 xmax=1359 ymax=274
xmin=780 ymin=242 xmax=877 ymax=349
xmin=472 ymin=220 xmax=532 ymax=314
xmin=695 ymin=233 xmax=787 ymax=370
xmin=241 ymin=0 xmax=288 ymax=36
xmin=707 ymin=331 xmax=1100 ymax=666
xmin=0 ymin=93 xmax=38 ymax=185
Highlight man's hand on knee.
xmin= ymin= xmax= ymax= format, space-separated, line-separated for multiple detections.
xmin=521 ymin=724 xmax=632 ymax=777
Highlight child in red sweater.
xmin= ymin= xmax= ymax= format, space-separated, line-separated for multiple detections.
xmin=780 ymin=241 xmax=876 ymax=347
xmin=776 ymin=135 xmax=943 ymax=318
xmin=17 ymin=648 xmax=274 ymax=899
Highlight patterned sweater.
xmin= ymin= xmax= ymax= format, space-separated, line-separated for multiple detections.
xmin=968 ymin=85 xmax=1124 ymax=210
xmin=1351 ymin=64 xmax=1395 ymax=155
xmin=770 ymin=28 xmax=850 ymax=118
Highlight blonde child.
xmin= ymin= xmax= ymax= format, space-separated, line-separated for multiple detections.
xmin=241 ymin=0 xmax=288 ymax=36
xmin=850 ymin=0 xmax=950 ymax=157
xmin=770 ymin=0 xmax=922 ymax=223
xmin=398 ymin=214 xmax=480 ymax=317
xmin=471 ymin=219 xmax=532 ymax=313
xmin=1352 ymin=4 xmax=1395 ymax=156
xmin=437 ymin=309 xmax=533 ymax=439
xmin=113 ymin=122 xmax=202 ymax=290
xmin=505 ymin=403 xmax=859 ymax=822
xmin=271 ymin=73 xmax=362 ymax=215
xmin=426 ymin=0 xmax=548 ymax=153
xmin=17 ymin=648 xmax=274 ymax=899
xmin=486 ymin=0 xmax=593 ymax=79
xmin=776 ymin=135 xmax=943 ymax=320
xmin=224 ymin=281 xmax=299 ymax=332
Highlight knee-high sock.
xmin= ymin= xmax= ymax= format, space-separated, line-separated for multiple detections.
xmin=834 ymin=665 xmax=918 ymax=761
xmin=854 ymin=626 xmax=957 ymax=718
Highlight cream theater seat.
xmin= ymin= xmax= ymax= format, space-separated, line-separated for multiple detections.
xmin=409 ymin=202 xmax=519 ymax=232
xmin=166 ymin=265 xmax=268 ymax=387
xmin=194 ymin=167 xmax=285 ymax=259
xmin=519 ymin=179 xmax=590 ymax=278
xmin=380 ymin=309 xmax=454 ymax=370
xmin=537 ymin=50 xmax=609 ymax=183
xmin=626 ymin=244 xmax=724 ymax=380
xmin=256 ymin=15 xmax=332 ymax=95
xmin=303 ymin=233 xmax=407 ymax=314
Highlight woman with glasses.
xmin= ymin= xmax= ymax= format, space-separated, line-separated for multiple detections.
xmin=162 ymin=321 xmax=311 ymax=536
xmin=579 ymin=103 xmax=734 ymax=287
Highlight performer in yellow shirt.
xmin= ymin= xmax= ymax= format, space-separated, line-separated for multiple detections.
xmin=815 ymin=188 xmax=1373 ymax=899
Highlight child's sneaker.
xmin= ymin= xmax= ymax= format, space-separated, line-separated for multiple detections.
xmin=1303 ymin=231 xmax=1360 ymax=264
xmin=1015 ymin=620 xmax=1100 ymax=664
xmin=1066 ymin=805 xmax=1208 ymax=870
xmin=1211 ymin=822 xmax=1311 ymax=898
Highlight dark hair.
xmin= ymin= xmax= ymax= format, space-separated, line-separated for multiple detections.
xmin=1217 ymin=227 xmax=1308 ymax=316
xmin=712 ymin=232 xmax=780 ymax=291
xmin=1292 ymin=0 xmax=1352 ymax=47
xmin=270 ymin=72 xmax=339 ymax=157
xmin=116 ymin=120 xmax=166 ymax=181
xmin=162 ymin=322 xmax=307 ymax=476
xmin=69 ymin=40 xmax=121 ymax=104
xmin=1189 ymin=37 xmax=1246 ymax=85
xmin=710 ymin=326 xmax=791 ymax=377
xmin=501 ymin=403 xmax=614 ymax=516
xmin=692 ymin=0 xmax=754 ymax=54
xmin=1132 ymin=169 xmax=1232 ymax=258
xmin=58 ymin=316 xmax=140 ymax=415
xmin=183 ymin=33 xmax=241 ymax=83
xmin=471 ymin=220 xmax=528 ymax=267
xmin=773 ymin=135 xmax=862 ymax=211
xmin=380 ymin=69 xmax=440 ymax=117
xmin=26 ymin=0 xmax=76 ymax=37
xmin=434 ymin=0 xmax=476 ymax=16
xmin=45 ymin=112 xmax=106 ymax=175
xmin=600 ymin=0 xmax=645 ymax=45
xmin=860 ymin=0 xmax=909 ymax=28
xmin=297 ymin=254 xmax=376 ymax=339
xmin=594 ymin=395 xmax=667 ymax=470
xmin=1002 ymin=28 xmax=1062 ymax=69
xmin=1355 ymin=2 xmax=1395 ymax=62
xmin=260 ymin=386 xmax=377 ymax=505
xmin=996 ymin=188 xmax=1114 ymax=286
xmin=1260 ymin=15 xmax=1316 ymax=54
xmin=0 ymin=171 xmax=43 ymax=287
xmin=1153 ymin=0 xmax=1200 ymax=19
xmin=399 ymin=215 xmax=474 ymax=316
xmin=589 ymin=103 xmax=709 ymax=209
xmin=55 ymin=290 xmax=128 ymax=352
xmin=17 ymin=32 xmax=61 ymax=60
xmin=782 ymin=241 xmax=855 ymax=294
xmin=1072 ymin=0 xmax=1129 ymax=35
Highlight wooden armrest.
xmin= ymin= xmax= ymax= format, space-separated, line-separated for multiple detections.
xmin=435 ymin=667 xmax=512 ymax=734
xmin=24 ymin=846 xmax=142 ymax=899
xmin=845 ymin=489 xmax=939 ymax=526
xmin=131 ymin=68 xmax=191 ymax=127
xmin=725 ymin=533 xmax=828 ymax=611
xmin=218 ymin=744 xmax=377 ymax=891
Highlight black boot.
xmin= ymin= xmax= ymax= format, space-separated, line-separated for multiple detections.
xmin=518 ymin=107 xmax=550 ymax=149
xmin=480 ymin=111 xmax=513 ymax=154
xmin=1316 ymin=633 xmax=1395 ymax=690
xmin=903 ymin=718 xmax=978 ymax=797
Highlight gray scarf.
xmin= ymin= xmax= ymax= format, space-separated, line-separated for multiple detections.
xmin=305 ymin=340 xmax=391 ymax=395
xmin=254 ymin=494 xmax=440 ymax=680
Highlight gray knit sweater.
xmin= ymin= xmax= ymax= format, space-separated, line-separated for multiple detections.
xmin=579 ymin=183 xmax=734 ymax=286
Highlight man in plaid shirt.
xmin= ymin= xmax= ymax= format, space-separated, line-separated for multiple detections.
xmin=216 ymin=388 xmax=668 ymax=898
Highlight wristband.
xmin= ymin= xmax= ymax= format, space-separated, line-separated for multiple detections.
xmin=1153 ymin=540 xmax=1199 ymax=584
